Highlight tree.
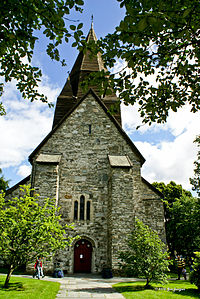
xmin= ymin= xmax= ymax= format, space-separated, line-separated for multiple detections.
xmin=0 ymin=168 xmax=9 ymax=191
xmin=190 ymin=251 xmax=200 ymax=291
xmin=0 ymin=185 xmax=76 ymax=288
xmin=152 ymin=181 xmax=192 ymax=206
xmin=152 ymin=181 xmax=192 ymax=256
xmin=190 ymin=135 xmax=200 ymax=197
xmin=2 ymin=1 xmax=200 ymax=124
xmin=0 ymin=0 xmax=84 ymax=115
xmin=119 ymin=218 xmax=169 ymax=287
xmin=98 ymin=0 xmax=200 ymax=125
xmin=168 ymin=195 xmax=200 ymax=257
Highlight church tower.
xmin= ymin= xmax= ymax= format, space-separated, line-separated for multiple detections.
xmin=52 ymin=23 xmax=121 ymax=128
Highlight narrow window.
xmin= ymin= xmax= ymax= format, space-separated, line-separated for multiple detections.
xmin=89 ymin=124 xmax=91 ymax=134
xmin=80 ymin=195 xmax=85 ymax=220
xmin=86 ymin=201 xmax=91 ymax=221
xmin=74 ymin=201 xmax=78 ymax=220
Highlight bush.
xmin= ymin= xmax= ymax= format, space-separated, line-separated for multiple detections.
xmin=119 ymin=218 xmax=170 ymax=287
xmin=190 ymin=251 xmax=200 ymax=291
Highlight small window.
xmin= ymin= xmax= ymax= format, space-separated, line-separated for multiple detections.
xmin=74 ymin=201 xmax=78 ymax=220
xmin=73 ymin=195 xmax=92 ymax=221
xmin=89 ymin=124 xmax=92 ymax=134
xmin=80 ymin=195 xmax=85 ymax=220
xmin=86 ymin=201 xmax=91 ymax=220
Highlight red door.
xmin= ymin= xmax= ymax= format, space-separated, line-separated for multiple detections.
xmin=74 ymin=239 xmax=92 ymax=273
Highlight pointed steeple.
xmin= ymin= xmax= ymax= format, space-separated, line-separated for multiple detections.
xmin=52 ymin=23 xmax=121 ymax=128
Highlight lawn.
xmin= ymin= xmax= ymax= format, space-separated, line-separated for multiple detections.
xmin=113 ymin=280 xmax=199 ymax=299
xmin=0 ymin=275 xmax=60 ymax=299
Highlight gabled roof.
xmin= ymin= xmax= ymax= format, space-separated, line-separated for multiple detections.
xmin=141 ymin=177 xmax=164 ymax=198
xmin=5 ymin=175 xmax=31 ymax=196
xmin=52 ymin=24 xmax=121 ymax=129
xmin=29 ymin=89 xmax=145 ymax=165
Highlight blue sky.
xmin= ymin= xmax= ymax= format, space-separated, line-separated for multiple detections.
xmin=0 ymin=0 xmax=199 ymax=191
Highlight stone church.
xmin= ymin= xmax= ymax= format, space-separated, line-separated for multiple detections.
xmin=7 ymin=24 xmax=165 ymax=274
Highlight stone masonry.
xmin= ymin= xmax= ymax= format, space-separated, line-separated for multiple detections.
xmin=29 ymin=91 xmax=165 ymax=273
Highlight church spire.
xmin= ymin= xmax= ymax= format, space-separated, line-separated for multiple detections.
xmin=91 ymin=15 xmax=94 ymax=27
xmin=52 ymin=24 xmax=121 ymax=128
xmin=86 ymin=17 xmax=97 ymax=43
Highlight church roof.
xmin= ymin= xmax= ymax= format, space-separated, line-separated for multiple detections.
xmin=6 ymin=175 xmax=31 ymax=196
xmin=29 ymin=89 xmax=145 ymax=165
xmin=141 ymin=177 xmax=164 ymax=198
xmin=52 ymin=23 xmax=121 ymax=128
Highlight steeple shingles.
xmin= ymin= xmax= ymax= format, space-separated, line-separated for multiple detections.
xmin=52 ymin=24 xmax=121 ymax=129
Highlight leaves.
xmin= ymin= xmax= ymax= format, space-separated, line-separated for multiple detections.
xmin=119 ymin=218 xmax=169 ymax=286
xmin=153 ymin=181 xmax=200 ymax=256
xmin=0 ymin=0 xmax=84 ymax=114
xmin=70 ymin=25 xmax=76 ymax=31
xmin=190 ymin=251 xmax=200 ymax=290
xmin=0 ymin=168 xmax=9 ymax=191
xmin=1 ymin=0 xmax=200 ymax=124
xmin=0 ymin=185 xmax=76 ymax=276
xmin=98 ymin=0 xmax=200 ymax=124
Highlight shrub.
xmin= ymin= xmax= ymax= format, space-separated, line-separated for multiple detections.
xmin=119 ymin=218 xmax=170 ymax=287
xmin=190 ymin=251 xmax=200 ymax=291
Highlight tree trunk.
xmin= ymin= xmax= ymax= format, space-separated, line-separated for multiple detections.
xmin=145 ymin=278 xmax=150 ymax=289
xmin=4 ymin=265 xmax=14 ymax=288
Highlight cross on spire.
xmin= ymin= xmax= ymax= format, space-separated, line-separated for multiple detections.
xmin=91 ymin=15 xmax=94 ymax=28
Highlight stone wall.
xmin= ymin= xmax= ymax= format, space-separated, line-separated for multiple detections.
xmin=135 ymin=179 xmax=166 ymax=242
xmin=7 ymin=92 xmax=165 ymax=275
xmin=31 ymin=93 xmax=147 ymax=273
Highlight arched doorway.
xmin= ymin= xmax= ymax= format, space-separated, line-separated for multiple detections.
xmin=74 ymin=239 xmax=93 ymax=273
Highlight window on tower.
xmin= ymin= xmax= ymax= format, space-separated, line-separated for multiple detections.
xmin=80 ymin=195 xmax=85 ymax=220
xmin=73 ymin=195 xmax=92 ymax=222
xmin=86 ymin=201 xmax=91 ymax=220
xmin=74 ymin=201 xmax=78 ymax=220
xmin=89 ymin=124 xmax=92 ymax=134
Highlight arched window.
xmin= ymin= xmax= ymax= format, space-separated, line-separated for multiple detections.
xmin=86 ymin=201 xmax=90 ymax=221
xmin=80 ymin=195 xmax=85 ymax=220
xmin=74 ymin=201 xmax=78 ymax=220
xmin=73 ymin=195 xmax=92 ymax=221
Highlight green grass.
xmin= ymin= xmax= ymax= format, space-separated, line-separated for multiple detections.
xmin=0 ymin=275 xmax=60 ymax=299
xmin=113 ymin=280 xmax=199 ymax=299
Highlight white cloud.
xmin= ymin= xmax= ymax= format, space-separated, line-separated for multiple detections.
xmin=136 ymin=136 xmax=197 ymax=190
xmin=0 ymin=78 xmax=60 ymax=170
xmin=17 ymin=165 xmax=31 ymax=178
xmin=121 ymin=104 xmax=200 ymax=190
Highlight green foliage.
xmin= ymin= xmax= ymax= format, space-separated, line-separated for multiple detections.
xmin=168 ymin=195 xmax=200 ymax=257
xmin=152 ymin=181 xmax=192 ymax=206
xmin=119 ymin=218 xmax=170 ymax=287
xmin=2 ymin=0 xmax=200 ymax=124
xmin=152 ymin=181 xmax=194 ymax=256
xmin=0 ymin=169 xmax=9 ymax=192
xmin=190 ymin=136 xmax=200 ymax=197
xmin=0 ymin=0 xmax=84 ymax=114
xmin=190 ymin=251 xmax=200 ymax=291
xmin=0 ymin=185 xmax=76 ymax=287
xmin=99 ymin=0 xmax=200 ymax=124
